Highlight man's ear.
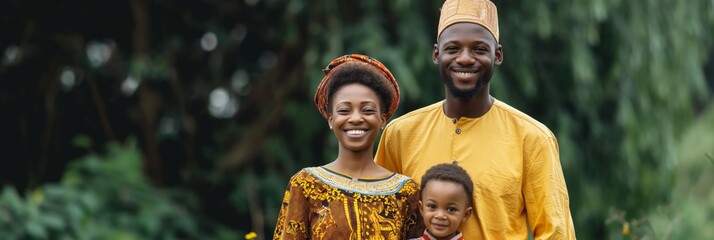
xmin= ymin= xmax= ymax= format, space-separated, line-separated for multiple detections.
xmin=432 ymin=43 xmax=439 ymax=65
xmin=495 ymin=44 xmax=503 ymax=66
xmin=462 ymin=206 xmax=473 ymax=222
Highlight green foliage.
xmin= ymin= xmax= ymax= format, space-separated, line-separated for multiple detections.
xmin=494 ymin=0 xmax=714 ymax=237
xmin=0 ymin=139 xmax=238 ymax=240
xmin=601 ymin=88 xmax=714 ymax=240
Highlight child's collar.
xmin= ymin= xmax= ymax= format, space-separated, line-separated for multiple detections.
xmin=422 ymin=230 xmax=464 ymax=240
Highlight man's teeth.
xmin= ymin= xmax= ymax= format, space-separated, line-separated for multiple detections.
xmin=455 ymin=71 xmax=475 ymax=77
xmin=346 ymin=130 xmax=366 ymax=135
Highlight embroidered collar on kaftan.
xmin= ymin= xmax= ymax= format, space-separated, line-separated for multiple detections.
xmin=305 ymin=166 xmax=411 ymax=196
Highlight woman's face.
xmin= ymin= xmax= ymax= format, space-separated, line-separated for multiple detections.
xmin=328 ymin=83 xmax=386 ymax=153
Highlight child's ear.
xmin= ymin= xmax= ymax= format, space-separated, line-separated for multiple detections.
xmin=418 ymin=200 xmax=423 ymax=215
xmin=462 ymin=206 xmax=473 ymax=222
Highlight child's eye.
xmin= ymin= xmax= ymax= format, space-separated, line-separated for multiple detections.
xmin=448 ymin=207 xmax=458 ymax=212
xmin=426 ymin=204 xmax=436 ymax=209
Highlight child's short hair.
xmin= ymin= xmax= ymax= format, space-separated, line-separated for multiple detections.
xmin=420 ymin=163 xmax=474 ymax=205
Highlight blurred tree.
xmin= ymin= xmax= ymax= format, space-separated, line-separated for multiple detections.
xmin=1 ymin=0 xmax=713 ymax=239
xmin=494 ymin=0 xmax=714 ymax=237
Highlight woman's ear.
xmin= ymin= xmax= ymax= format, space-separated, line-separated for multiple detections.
xmin=381 ymin=114 xmax=388 ymax=129
xmin=327 ymin=115 xmax=334 ymax=129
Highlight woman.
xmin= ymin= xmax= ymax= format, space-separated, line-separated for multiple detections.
xmin=273 ymin=54 xmax=423 ymax=239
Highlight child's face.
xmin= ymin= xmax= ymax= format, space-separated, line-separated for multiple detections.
xmin=419 ymin=180 xmax=472 ymax=239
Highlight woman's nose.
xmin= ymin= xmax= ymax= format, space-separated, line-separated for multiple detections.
xmin=348 ymin=111 xmax=363 ymax=123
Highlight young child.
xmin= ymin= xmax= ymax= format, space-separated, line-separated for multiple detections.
xmin=413 ymin=163 xmax=474 ymax=240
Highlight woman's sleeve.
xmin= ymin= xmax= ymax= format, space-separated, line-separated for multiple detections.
xmin=403 ymin=180 xmax=424 ymax=239
xmin=272 ymin=172 xmax=310 ymax=240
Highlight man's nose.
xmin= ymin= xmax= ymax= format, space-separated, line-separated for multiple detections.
xmin=456 ymin=50 xmax=475 ymax=65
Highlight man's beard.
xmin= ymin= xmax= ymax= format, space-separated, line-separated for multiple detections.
xmin=445 ymin=76 xmax=484 ymax=100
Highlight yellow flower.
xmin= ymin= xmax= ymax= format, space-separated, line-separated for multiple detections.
xmin=31 ymin=189 xmax=44 ymax=205
xmin=622 ymin=222 xmax=629 ymax=235
xmin=245 ymin=231 xmax=257 ymax=240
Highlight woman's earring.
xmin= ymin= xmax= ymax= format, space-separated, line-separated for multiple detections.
xmin=329 ymin=125 xmax=333 ymax=129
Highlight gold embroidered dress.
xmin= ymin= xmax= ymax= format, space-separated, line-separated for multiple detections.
xmin=273 ymin=167 xmax=423 ymax=240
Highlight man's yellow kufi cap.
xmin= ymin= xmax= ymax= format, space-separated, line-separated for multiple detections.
xmin=437 ymin=0 xmax=499 ymax=42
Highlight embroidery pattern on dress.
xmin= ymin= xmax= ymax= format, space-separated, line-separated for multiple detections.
xmin=273 ymin=169 xmax=421 ymax=240
xmin=304 ymin=167 xmax=410 ymax=195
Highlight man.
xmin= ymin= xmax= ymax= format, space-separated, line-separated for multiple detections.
xmin=375 ymin=0 xmax=576 ymax=239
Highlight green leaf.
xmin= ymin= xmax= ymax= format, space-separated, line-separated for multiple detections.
xmin=25 ymin=221 xmax=47 ymax=238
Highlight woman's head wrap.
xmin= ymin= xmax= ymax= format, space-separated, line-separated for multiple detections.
xmin=437 ymin=0 xmax=499 ymax=42
xmin=313 ymin=54 xmax=400 ymax=120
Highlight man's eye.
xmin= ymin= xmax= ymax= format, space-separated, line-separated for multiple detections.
xmin=475 ymin=47 xmax=488 ymax=53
